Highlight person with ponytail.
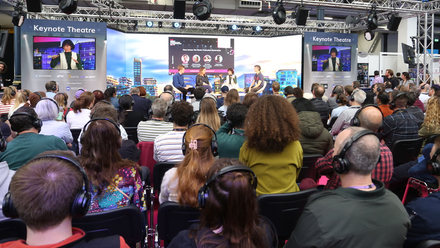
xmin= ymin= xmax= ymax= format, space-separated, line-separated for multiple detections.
xmin=66 ymin=91 xmax=95 ymax=128
xmin=168 ymin=158 xmax=275 ymax=248
xmin=118 ymin=94 xmax=144 ymax=127
xmin=159 ymin=124 xmax=215 ymax=207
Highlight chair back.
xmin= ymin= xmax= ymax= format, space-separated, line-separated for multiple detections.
xmin=391 ymin=137 xmax=424 ymax=167
xmin=297 ymin=154 xmax=322 ymax=182
xmin=154 ymin=162 xmax=177 ymax=193
xmin=328 ymin=116 xmax=338 ymax=129
xmin=137 ymin=141 xmax=157 ymax=185
xmin=125 ymin=127 xmax=139 ymax=144
xmin=157 ymin=201 xmax=201 ymax=247
xmin=426 ymin=134 xmax=440 ymax=144
xmin=416 ymin=240 xmax=440 ymax=248
xmin=0 ymin=219 xmax=26 ymax=243
xmin=70 ymin=128 xmax=82 ymax=155
xmin=257 ymin=188 xmax=318 ymax=242
xmin=72 ymin=205 xmax=146 ymax=248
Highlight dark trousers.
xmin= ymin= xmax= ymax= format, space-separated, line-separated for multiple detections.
xmin=177 ymin=87 xmax=188 ymax=101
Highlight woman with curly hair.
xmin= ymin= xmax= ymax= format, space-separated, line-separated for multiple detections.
xmin=240 ymin=95 xmax=303 ymax=195
xmin=196 ymin=97 xmax=221 ymax=131
xmin=159 ymin=124 xmax=215 ymax=207
xmin=419 ymin=95 xmax=440 ymax=138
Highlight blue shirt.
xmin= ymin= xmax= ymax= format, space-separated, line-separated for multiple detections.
xmin=173 ymin=73 xmax=185 ymax=88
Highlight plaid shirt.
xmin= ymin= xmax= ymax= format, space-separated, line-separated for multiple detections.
xmin=316 ymin=141 xmax=394 ymax=190
xmin=376 ymin=109 xmax=420 ymax=149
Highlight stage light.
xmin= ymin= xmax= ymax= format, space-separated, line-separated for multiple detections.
xmin=193 ymin=0 xmax=212 ymax=21
xmin=59 ymin=0 xmax=78 ymax=15
xmin=229 ymin=24 xmax=238 ymax=31
xmin=272 ymin=0 xmax=286 ymax=25
xmin=367 ymin=4 xmax=378 ymax=30
xmin=364 ymin=29 xmax=375 ymax=41
xmin=173 ymin=22 xmax=181 ymax=28
xmin=12 ymin=3 xmax=26 ymax=27
xmin=253 ymin=26 xmax=262 ymax=32
xmin=181 ymin=23 xmax=186 ymax=29
xmin=158 ymin=21 xmax=163 ymax=28
xmin=146 ymin=21 xmax=153 ymax=27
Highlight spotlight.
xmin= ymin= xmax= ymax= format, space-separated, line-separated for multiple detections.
xmin=158 ymin=21 xmax=163 ymax=28
xmin=11 ymin=3 xmax=26 ymax=27
xmin=272 ymin=0 xmax=286 ymax=25
xmin=193 ymin=0 xmax=212 ymax=21
xmin=229 ymin=24 xmax=238 ymax=31
xmin=173 ymin=22 xmax=181 ymax=28
xmin=134 ymin=20 xmax=138 ymax=29
xmin=146 ymin=21 xmax=153 ymax=27
xmin=181 ymin=22 xmax=186 ymax=29
xmin=364 ymin=29 xmax=375 ymax=41
xmin=367 ymin=4 xmax=378 ymax=30
xmin=253 ymin=26 xmax=263 ymax=32
xmin=59 ymin=0 xmax=78 ymax=15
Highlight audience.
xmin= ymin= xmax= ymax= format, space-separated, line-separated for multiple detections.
xmin=316 ymin=105 xmax=393 ymax=190
xmin=104 ymin=87 xmax=119 ymax=109
xmin=159 ymin=124 xmax=216 ymax=207
xmin=216 ymin=86 xmax=228 ymax=109
xmin=310 ymin=85 xmax=330 ymax=122
xmin=419 ymin=94 xmax=440 ymax=138
xmin=216 ymin=103 xmax=247 ymax=159
xmin=284 ymin=86 xmax=296 ymax=103
xmin=8 ymin=91 xmax=27 ymax=118
xmin=66 ymin=91 xmax=95 ymax=129
xmin=419 ymin=82 xmax=430 ymax=109
xmin=363 ymin=90 xmax=375 ymax=106
xmin=330 ymin=89 xmax=366 ymax=138
xmin=154 ymin=101 xmax=193 ymax=162
xmin=406 ymin=91 xmax=424 ymax=126
xmin=0 ymin=161 xmax=14 ymax=221
xmin=191 ymin=87 xmax=205 ymax=111
xmin=92 ymin=90 xmax=105 ymax=104
xmin=352 ymin=80 xmax=361 ymax=89
xmin=168 ymin=158 xmax=274 ymax=248
xmin=426 ymin=84 xmax=440 ymax=112
xmin=242 ymin=92 xmax=258 ymax=109
xmin=118 ymin=94 xmax=144 ymax=127
xmin=293 ymin=87 xmax=303 ymax=99
xmin=284 ymin=127 xmax=410 ymax=248
xmin=344 ymin=85 xmax=354 ymax=97
xmin=272 ymin=81 xmax=281 ymax=96
xmin=240 ymin=95 xmax=302 ymax=195
xmin=137 ymin=98 xmax=173 ymax=142
xmin=376 ymin=92 xmax=393 ymax=117
xmin=54 ymin=92 xmax=69 ymax=120
xmin=129 ymin=87 xmax=151 ymax=119
xmin=1 ymin=150 xmax=130 ymax=247
xmin=328 ymin=94 xmax=349 ymax=125
xmin=196 ymin=97 xmax=221 ymax=131
xmin=218 ymin=89 xmax=239 ymax=117
xmin=292 ymin=98 xmax=333 ymax=156
xmin=45 ymin=80 xmax=58 ymax=98
xmin=0 ymin=106 xmax=68 ymax=170
xmin=35 ymin=98 xmax=73 ymax=145
xmin=80 ymin=119 xmax=146 ymax=213
xmin=327 ymin=85 xmax=344 ymax=110
xmin=28 ymin=92 xmax=42 ymax=108
xmin=372 ymin=82 xmax=385 ymax=95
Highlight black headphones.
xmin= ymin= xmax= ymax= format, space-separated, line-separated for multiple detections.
xmin=350 ymin=104 xmax=384 ymax=129
xmin=332 ymin=129 xmax=380 ymax=174
xmin=81 ymin=118 xmax=121 ymax=144
xmin=40 ymin=97 xmax=59 ymax=110
xmin=198 ymin=165 xmax=257 ymax=208
xmin=427 ymin=148 xmax=440 ymax=176
xmin=348 ymin=89 xmax=360 ymax=102
xmin=51 ymin=82 xmax=57 ymax=92
xmin=34 ymin=92 xmax=43 ymax=100
xmin=181 ymin=123 xmax=218 ymax=157
xmin=10 ymin=112 xmax=43 ymax=132
xmin=200 ymin=95 xmax=217 ymax=106
xmin=9 ymin=86 xmax=16 ymax=97
xmin=0 ymin=126 xmax=7 ymax=152
xmin=389 ymin=92 xmax=407 ymax=110
xmin=2 ymin=154 xmax=91 ymax=219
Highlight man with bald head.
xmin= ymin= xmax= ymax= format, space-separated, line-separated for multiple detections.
xmin=316 ymin=105 xmax=393 ymax=190
xmin=285 ymin=127 xmax=409 ymax=248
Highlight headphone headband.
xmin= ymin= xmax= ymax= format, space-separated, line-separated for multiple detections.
xmin=181 ymin=123 xmax=218 ymax=157
xmin=40 ymin=97 xmax=59 ymax=110
xmin=351 ymin=104 xmax=384 ymax=127
xmin=83 ymin=118 xmax=121 ymax=136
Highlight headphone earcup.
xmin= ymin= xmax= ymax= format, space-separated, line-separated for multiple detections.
xmin=389 ymin=102 xmax=396 ymax=110
xmin=181 ymin=143 xmax=186 ymax=156
xmin=71 ymin=191 xmax=91 ymax=218
xmin=34 ymin=118 xmax=43 ymax=130
xmin=350 ymin=117 xmax=360 ymax=127
xmin=2 ymin=192 xmax=19 ymax=219
xmin=211 ymin=140 xmax=218 ymax=157
xmin=332 ymin=155 xmax=350 ymax=174
xmin=197 ymin=187 xmax=209 ymax=208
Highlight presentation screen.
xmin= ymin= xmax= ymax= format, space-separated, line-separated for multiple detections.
xmin=169 ymin=37 xmax=234 ymax=74
xmin=33 ymin=37 xmax=96 ymax=70
xmin=312 ymin=45 xmax=351 ymax=72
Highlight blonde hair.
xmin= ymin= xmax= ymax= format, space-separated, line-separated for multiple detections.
xmin=422 ymin=96 xmax=440 ymax=132
xmin=196 ymin=98 xmax=221 ymax=131
xmin=224 ymin=89 xmax=240 ymax=107
xmin=11 ymin=91 xmax=27 ymax=110
xmin=1 ymin=87 xmax=15 ymax=105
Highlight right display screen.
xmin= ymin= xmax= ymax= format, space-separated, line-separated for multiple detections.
xmin=312 ymin=45 xmax=351 ymax=72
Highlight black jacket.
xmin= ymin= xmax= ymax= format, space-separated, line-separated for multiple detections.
xmin=310 ymin=98 xmax=330 ymax=121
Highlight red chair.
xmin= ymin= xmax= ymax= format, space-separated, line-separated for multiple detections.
xmin=137 ymin=141 xmax=156 ymax=186
xmin=402 ymin=177 xmax=439 ymax=204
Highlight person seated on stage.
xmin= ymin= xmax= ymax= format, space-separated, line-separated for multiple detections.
xmin=284 ymin=86 xmax=296 ymax=103
xmin=218 ymin=89 xmax=239 ymax=118
xmin=66 ymin=91 xmax=95 ymax=129
xmin=0 ymin=107 xmax=68 ymax=171
xmin=376 ymin=92 xmax=393 ymax=117
xmin=50 ymin=39 xmax=83 ymax=70
xmin=172 ymin=65 xmax=192 ymax=101
xmin=129 ymin=87 xmax=152 ymax=120
xmin=0 ymin=150 xmax=129 ymax=247
xmin=191 ymin=87 xmax=205 ymax=112
xmin=154 ymin=101 xmax=194 ymax=162
xmin=219 ymin=68 xmax=238 ymax=90
xmin=310 ymin=85 xmax=330 ymax=123
xmin=272 ymin=81 xmax=282 ymax=96
xmin=245 ymin=65 xmax=264 ymax=93
xmin=216 ymin=86 xmax=228 ymax=109
xmin=240 ymin=95 xmax=303 ymax=195
xmin=292 ymin=98 xmax=333 ymax=156
xmin=216 ymin=103 xmax=247 ymax=159
xmin=168 ymin=158 xmax=275 ymax=248
xmin=316 ymin=105 xmax=393 ymax=190
xmin=137 ymin=98 xmax=173 ymax=142
xmin=242 ymin=92 xmax=258 ymax=109
xmin=80 ymin=119 xmax=146 ymax=213
xmin=104 ymin=87 xmax=119 ymax=109
xmin=330 ymin=89 xmax=366 ymax=138
xmin=284 ymin=127 xmax=410 ymax=248
xmin=44 ymin=80 xmax=58 ymax=99
xmin=159 ymin=124 xmax=215 ymax=206
xmin=118 ymin=95 xmax=144 ymax=128
xmin=195 ymin=67 xmax=213 ymax=93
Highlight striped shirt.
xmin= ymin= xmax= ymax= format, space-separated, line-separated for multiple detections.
xmin=137 ymin=120 xmax=173 ymax=142
xmin=154 ymin=131 xmax=185 ymax=162
xmin=0 ymin=99 xmax=15 ymax=115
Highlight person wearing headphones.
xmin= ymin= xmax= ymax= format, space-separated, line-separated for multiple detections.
xmin=327 ymin=85 xmax=344 ymax=110
xmin=118 ymin=95 xmax=144 ymax=127
xmin=376 ymin=90 xmax=420 ymax=149
xmin=129 ymin=87 xmax=152 ymax=120
xmin=316 ymin=105 xmax=393 ymax=190
xmin=45 ymin=81 xmax=58 ymax=99
xmin=0 ymin=150 xmax=129 ymax=247
xmin=159 ymin=124 xmax=216 ymax=207
xmin=285 ymin=127 xmax=410 ymax=248
xmin=0 ymin=106 xmax=68 ymax=171
xmin=330 ymin=89 xmax=366 ymax=138
xmin=168 ymin=158 xmax=275 ymax=248
xmin=137 ymin=98 xmax=173 ymax=142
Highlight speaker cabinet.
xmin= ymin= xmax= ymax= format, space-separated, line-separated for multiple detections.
xmin=174 ymin=0 xmax=186 ymax=20
xmin=26 ymin=0 xmax=42 ymax=12
xmin=387 ymin=15 xmax=402 ymax=31
xmin=296 ymin=7 xmax=309 ymax=26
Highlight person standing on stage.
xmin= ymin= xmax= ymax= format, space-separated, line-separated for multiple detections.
xmin=323 ymin=48 xmax=343 ymax=72
xmin=173 ymin=65 xmax=191 ymax=101
xmin=245 ymin=65 xmax=264 ymax=93
xmin=50 ymin=39 xmax=83 ymax=70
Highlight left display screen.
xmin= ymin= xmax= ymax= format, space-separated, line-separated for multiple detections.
xmin=33 ymin=37 xmax=96 ymax=70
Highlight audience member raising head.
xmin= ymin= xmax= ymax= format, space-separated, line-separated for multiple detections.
xmin=240 ymin=95 xmax=302 ymax=195
xmin=67 ymin=91 xmax=95 ymax=129
xmin=242 ymin=92 xmax=258 ymax=109
xmin=118 ymin=94 xmax=144 ymax=127
xmin=137 ymin=86 xmax=147 ymax=97
xmin=137 ymin=98 xmax=173 ymax=142
xmin=80 ymin=119 xmax=145 ymax=213
xmin=168 ymin=158 xmax=274 ymax=248
xmin=35 ymin=98 xmax=73 ymax=144
xmin=159 ymin=124 xmax=216 ymax=207
xmin=197 ymin=97 xmax=221 ymax=131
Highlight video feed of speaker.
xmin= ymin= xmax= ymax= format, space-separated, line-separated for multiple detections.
xmin=169 ymin=37 xmax=234 ymax=74
xmin=311 ymin=45 xmax=351 ymax=72
xmin=33 ymin=37 xmax=96 ymax=70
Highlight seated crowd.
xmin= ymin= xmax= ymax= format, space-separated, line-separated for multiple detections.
xmin=0 ymin=77 xmax=439 ymax=248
